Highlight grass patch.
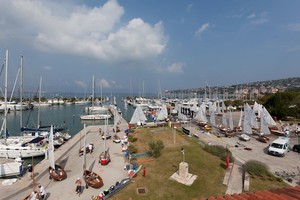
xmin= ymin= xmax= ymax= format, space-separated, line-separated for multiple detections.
xmin=110 ymin=127 xmax=289 ymax=199
xmin=249 ymin=175 xmax=288 ymax=192
xmin=111 ymin=127 xmax=226 ymax=200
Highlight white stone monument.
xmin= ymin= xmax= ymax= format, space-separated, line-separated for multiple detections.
xmin=169 ymin=162 xmax=197 ymax=186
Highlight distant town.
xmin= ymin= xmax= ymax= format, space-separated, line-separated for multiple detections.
xmin=165 ymin=77 xmax=300 ymax=100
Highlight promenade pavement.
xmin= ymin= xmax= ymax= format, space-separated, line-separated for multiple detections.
xmin=186 ymin=124 xmax=300 ymax=194
xmin=0 ymin=109 xmax=130 ymax=200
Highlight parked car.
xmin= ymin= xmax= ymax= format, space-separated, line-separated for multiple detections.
xmin=292 ymin=144 xmax=300 ymax=153
xmin=268 ymin=137 xmax=290 ymax=157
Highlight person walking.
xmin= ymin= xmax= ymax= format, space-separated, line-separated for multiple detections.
xmin=38 ymin=185 xmax=45 ymax=200
xmin=75 ymin=178 xmax=82 ymax=196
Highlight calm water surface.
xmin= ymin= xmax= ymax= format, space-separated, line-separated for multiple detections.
xmin=3 ymin=96 xmax=135 ymax=137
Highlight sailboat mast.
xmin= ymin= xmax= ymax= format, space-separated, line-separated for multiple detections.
xmin=82 ymin=124 xmax=87 ymax=174
xmin=104 ymin=118 xmax=107 ymax=151
xmin=4 ymin=50 xmax=8 ymax=142
xmin=20 ymin=55 xmax=23 ymax=128
xmin=37 ymin=77 xmax=42 ymax=128
xmin=92 ymin=76 xmax=95 ymax=108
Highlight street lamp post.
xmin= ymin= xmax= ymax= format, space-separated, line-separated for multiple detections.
xmin=181 ymin=148 xmax=185 ymax=162
xmin=173 ymin=126 xmax=176 ymax=144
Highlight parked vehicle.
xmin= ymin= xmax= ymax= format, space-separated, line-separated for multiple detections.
xmin=268 ymin=137 xmax=290 ymax=157
xmin=292 ymin=144 xmax=300 ymax=153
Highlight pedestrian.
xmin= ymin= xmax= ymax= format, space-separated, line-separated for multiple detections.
xmin=75 ymin=177 xmax=82 ymax=196
xmin=29 ymin=190 xmax=38 ymax=200
xmin=38 ymin=185 xmax=45 ymax=200
xmin=88 ymin=142 xmax=93 ymax=154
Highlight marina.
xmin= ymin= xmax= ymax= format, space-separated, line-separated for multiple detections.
xmin=0 ymin=106 xmax=130 ymax=200
xmin=0 ymin=94 xmax=299 ymax=199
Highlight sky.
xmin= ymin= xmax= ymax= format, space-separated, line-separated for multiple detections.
xmin=0 ymin=0 xmax=300 ymax=96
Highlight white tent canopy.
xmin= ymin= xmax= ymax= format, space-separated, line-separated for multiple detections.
xmin=129 ymin=106 xmax=147 ymax=125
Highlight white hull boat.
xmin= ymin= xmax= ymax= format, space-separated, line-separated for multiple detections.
xmin=0 ymin=143 xmax=45 ymax=158
xmin=0 ymin=157 xmax=24 ymax=178
xmin=80 ymin=113 xmax=112 ymax=120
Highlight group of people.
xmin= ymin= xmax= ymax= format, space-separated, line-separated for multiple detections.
xmin=28 ymin=185 xmax=45 ymax=200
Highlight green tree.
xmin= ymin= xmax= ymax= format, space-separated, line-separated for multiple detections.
xmin=148 ymin=140 xmax=164 ymax=158
xmin=264 ymin=91 xmax=300 ymax=120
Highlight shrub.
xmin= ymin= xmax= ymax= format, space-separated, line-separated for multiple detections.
xmin=148 ymin=140 xmax=165 ymax=158
xmin=128 ymin=135 xmax=137 ymax=142
xmin=244 ymin=160 xmax=270 ymax=177
xmin=128 ymin=144 xmax=137 ymax=154
xmin=203 ymin=145 xmax=234 ymax=162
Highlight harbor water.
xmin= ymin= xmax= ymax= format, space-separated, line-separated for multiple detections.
xmin=1 ymin=95 xmax=135 ymax=165
xmin=3 ymin=95 xmax=135 ymax=137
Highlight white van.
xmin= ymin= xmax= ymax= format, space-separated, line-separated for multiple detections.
xmin=268 ymin=137 xmax=290 ymax=157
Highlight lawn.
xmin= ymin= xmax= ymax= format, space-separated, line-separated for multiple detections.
xmin=249 ymin=175 xmax=289 ymax=192
xmin=111 ymin=127 xmax=227 ymax=200
xmin=110 ymin=126 xmax=290 ymax=200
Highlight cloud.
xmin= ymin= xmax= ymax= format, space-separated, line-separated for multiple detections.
xmin=195 ymin=23 xmax=210 ymax=38
xmin=286 ymin=24 xmax=300 ymax=32
xmin=167 ymin=63 xmax=184 ymax=74
xmin=250 ymin=18 xmax=269 ymax=25
xmin=74 ymin=80 xmax=87 ymax=88
xmin=186 ymin=4 xmax=193 ymax=12
xmin=0 ymin=0 xmax=167 ymax=63
xmin=247 ymin=13 xmax=256 ymax=19
xmin=249 ymin=12 xmax=269 ymax=25
xmin=96 ymin=79 xmax=110 ymax=88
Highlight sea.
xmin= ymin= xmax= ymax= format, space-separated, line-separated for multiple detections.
xmin=0 ymin=94 xmax=138 ymax=166
xmin=3 ymin=94 xmax=137 ymax=137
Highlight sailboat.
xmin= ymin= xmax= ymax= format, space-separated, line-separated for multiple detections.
xmin=82 ymin=124 xmax=103 ymax=188
xmin=48 ymin=126 xmax=66 ymax=181
xmin=239 ymin=104 xmax=252 ymax=141
xmin=80 ymin=76 xmax=111 ymax=120
xmin=99 ymin=118 xmax=110 ymax=165
xmin=0 ymin=50 xmax=45 ymax=159
xmin=194 ymin=103 xmax=208 ymax=127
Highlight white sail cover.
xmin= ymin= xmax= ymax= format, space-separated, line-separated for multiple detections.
xmin=250 ymin=107 xmax=259 ymax=129
xmin=238 ymin=109 xmax=243 ymax=127
xmin=48 ymin=126 xmax=55 ymax=169
xmin=243 ymin=103 xmax=253 ymax=134
xmin=210 ymin=111 xmax=216 ymax=126
xmin=252 ymin=102 xmax=262 ymax=118
xmin=229 ymin=110 xmax=234 ymax=130
xmin=208 ymin=102 xmax=213 ymax=114
xmin=194 ymin=103 xmax=207 ymax=122
xmin=156 ymin=104 xmax=168 ymax=121
xmin=221 ymin=101 xmax=226 ymax=112
xmin=222 ymin=111 xmax=227 ymax=126
xmin=129 ymin=105 xmax=147 ymax=125
xmin=264 ymin=107 xmax=277 ymax=126
xmin=260 ymin=107 xmax=271 ymax=135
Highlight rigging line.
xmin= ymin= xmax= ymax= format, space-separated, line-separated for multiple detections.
xmin=0 ymin=63 xmax=4 ymax=97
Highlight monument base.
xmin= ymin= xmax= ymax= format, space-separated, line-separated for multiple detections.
xmin=169 ymin=171 xmax=197 ymax=186
xmin=169 ymin=162 xmax=197 ymax=186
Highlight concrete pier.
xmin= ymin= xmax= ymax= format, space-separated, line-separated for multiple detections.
xmin=0 ymin=107 xmax=129 ymax=200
